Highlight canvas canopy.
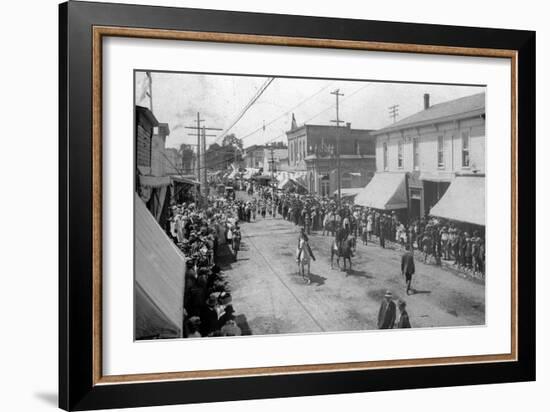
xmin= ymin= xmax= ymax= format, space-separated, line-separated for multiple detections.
xmin=135 ymin=192 xmax=186 ymax=339
xmin=430 ymin=175 xmax=485 ymax=226
xmin=277 ymin=177 xmax=292 ymax=190
xmin=139 ymin=175 xmax=171 ymax=188
xmin=354 ymin=172 xmax=408 ymax=210
xmin=170 ymin=175 xmax=200 ymax=186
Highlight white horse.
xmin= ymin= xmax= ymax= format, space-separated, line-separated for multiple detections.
xmin=296 ymin=237 xmax=315 ymax=284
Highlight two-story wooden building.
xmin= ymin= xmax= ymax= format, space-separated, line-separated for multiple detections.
xmin=243 ymin=144 xmax=266 ymax=169
xmin=262 ymin=146 xmax=290 ymax=173
xmin=359 ymin=92 xmax=485 ymax=225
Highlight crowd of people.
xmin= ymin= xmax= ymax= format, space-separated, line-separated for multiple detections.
xmin=167 ymin=199 xmax=246 ymax=338
xmin=238 ymin=186 xmax=486 ymax=278
xmin=165 ymin=179 xmax=485 ymax=337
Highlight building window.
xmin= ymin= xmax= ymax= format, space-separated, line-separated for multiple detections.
xmin=462 ymin=131 xmax=470 ymax=167
xmin=383 ymin=142 xmax=388 ymax=170
xmin=412 ymin=137 xmax=419 ymax=170
xmin=397 ymin=141 xmax=403 ymax=168
xmin=437 ymin=135 xmax=444 ymax=168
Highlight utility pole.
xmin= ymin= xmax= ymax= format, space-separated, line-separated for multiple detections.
xmin=184 ymin=112 xmax=221 ymax=201
xmin=389 ymin=104 xmax=400 ymax=123
xmin=201 ymin=126 xmax=207 ymax=196
xmin=330 ymin=89 xmax=345 ymax=205
xmin=269 ymin=144 xmax=276 ymax=181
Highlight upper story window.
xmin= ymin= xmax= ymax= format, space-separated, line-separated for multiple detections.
xmin=437 ymin=135 xmax=445 ymax=168
xmin=412 ymin=137 xmax=419 ymax=170
xmin=462 ymin=131 xmax=470 ymax=167
xmin=383 ymin=142 xmax=388 ymax=171
xmin=397 ymin=140 xmax=404 ymax=168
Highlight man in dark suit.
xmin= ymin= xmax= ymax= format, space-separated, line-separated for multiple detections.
xmin=377 ymin=290 xmax=396 ymax=329
xmin=200 ymin=293 xmax=220 ymax=337
xmin=401 ymin=245 xmax=416 ymax=295
xmin=379 ymin=216 xmax=386 ymax=248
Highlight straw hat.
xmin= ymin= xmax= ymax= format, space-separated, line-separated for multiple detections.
xmin=206 ymin=293 xmax=218 ymax=307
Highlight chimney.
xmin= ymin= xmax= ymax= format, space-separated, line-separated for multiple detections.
xmin=423 ymin=93 xmax=430 ymax=110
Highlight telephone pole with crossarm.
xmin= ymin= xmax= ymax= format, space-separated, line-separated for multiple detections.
xmin=330 ymin=89 xmax=345 ymax=205
xmin=185 ymin=112 xmax=222 ymax=199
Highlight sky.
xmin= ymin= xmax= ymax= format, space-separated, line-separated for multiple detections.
xmin=135 ymin=71 xmax=485 ymax=150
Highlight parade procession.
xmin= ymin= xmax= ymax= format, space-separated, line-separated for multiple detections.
xmin=134 ymin=72 xmax=486 ymax=340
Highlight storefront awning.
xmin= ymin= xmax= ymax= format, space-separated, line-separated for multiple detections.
xmin=419 ymin=171 xmax=453 ymax=182
xmin=170 ymin=175 xmax=200 ymax=186
xmin=139 ymin=175 xmax=171 ymax=188
xmin=354 ymin=172 xmax=408 ymax=210
xmin=429 ymin=175 xmax=485 ymax=226
xmin=135 ymin=193 xmax=186 ymax=339
xmin=278 ymin=177 xmax=292 ymax=190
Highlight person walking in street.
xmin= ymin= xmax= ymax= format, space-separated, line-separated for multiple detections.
xmin=251 ymin=200 xmax=257 ymax=221
xmin=401 ymin=245 xmax=416 ymax=295
xmin=377 ymin=290 xmax=396 ymax=329
xmin=397 ymin=299 xmax=411 ymax=328
xmin=422 ymin=232 xmax=432 ymax=263
xmin=322 ymin=211 xmax=332 ymax=236
xmin=361 ymin=217 xmax=369 ymax=245
xmin=367 ymin=212 xmax=373 ymax=242
xmin=379 ymin=216 xmax=386 ymax=249
xmin=232 ymin=223 xmax=241 ymax=262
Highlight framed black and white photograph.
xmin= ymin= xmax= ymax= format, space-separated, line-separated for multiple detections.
xmin=59 ymin=1 xmax=535 ymax=410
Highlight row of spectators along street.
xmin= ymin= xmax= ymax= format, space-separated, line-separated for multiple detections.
xmin=166 ymin=181 xmax=485 ymax=338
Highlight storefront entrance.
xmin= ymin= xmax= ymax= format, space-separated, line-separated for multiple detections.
xmin=409 ymin=187 xmax=423 ymax=219
xmin=423 ymin=180 xmax=450 ymax=215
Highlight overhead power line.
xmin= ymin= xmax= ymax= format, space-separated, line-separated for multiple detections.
xmin=239 ymin=82 xmax=335 ymax=142
xmin=216 ymin=77 xmax=275 ymax=144
xmin=257 ymin=82 xmax=373 ymax=147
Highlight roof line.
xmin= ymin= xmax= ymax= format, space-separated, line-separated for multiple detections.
xmin=372 ymin=108 xmax=484 ymax=136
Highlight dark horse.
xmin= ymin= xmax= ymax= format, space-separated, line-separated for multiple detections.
xmin=331 ymin=234 xmax=355 ymax=271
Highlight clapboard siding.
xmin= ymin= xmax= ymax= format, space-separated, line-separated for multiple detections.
xmin=136 ymin=123 xmax=152 ymax=168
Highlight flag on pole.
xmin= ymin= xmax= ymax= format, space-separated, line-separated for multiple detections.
xmin=137 ymin=72 xmax=153 ymax=110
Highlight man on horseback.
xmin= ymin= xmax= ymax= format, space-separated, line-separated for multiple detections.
xmin=296 ymin=228 xmax=316 ymax=284
xmin=331 ymin=223 xmax=354 ymax=271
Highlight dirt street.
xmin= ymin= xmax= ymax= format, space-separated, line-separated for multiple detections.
xmin=221 ymin=202 xmax=485 ymax=336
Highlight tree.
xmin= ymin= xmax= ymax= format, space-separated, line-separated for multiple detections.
xmin=222 ymin=133 xmax=243 ymax=151
xmin=221 ymin=134 xmax=243 ymax=165
xmin=206 ymin=142 xmax=233 ymax=171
